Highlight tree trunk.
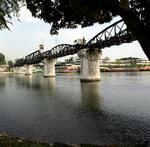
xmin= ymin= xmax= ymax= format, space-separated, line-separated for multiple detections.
xmin=115 ymin=6 xmax=150 ymax=60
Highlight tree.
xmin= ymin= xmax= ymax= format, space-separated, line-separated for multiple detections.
xmin=25 ymin=0 xmax=150 ymax=60
xmin=0 ymin=0 xmax=24 ymax=29
xmin=7 ymin=60 xmax=13 ymax=71
xmin=0 ymin=52 xmax=6 ymax=64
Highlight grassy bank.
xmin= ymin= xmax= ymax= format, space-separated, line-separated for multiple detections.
xmin=0 ymin=133 xmax=149 ymax=147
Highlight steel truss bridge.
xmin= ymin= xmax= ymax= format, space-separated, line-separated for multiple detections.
xmin=14 ymin=19 xmax=136 ymax=67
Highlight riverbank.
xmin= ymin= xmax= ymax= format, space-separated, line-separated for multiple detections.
xmin=0 ymin=133 xmax=148 ymax=147
xmin=0 ymin=133 xmax=79 ymax=147
xmin=100 ymin=67 xmax=150 ymax=72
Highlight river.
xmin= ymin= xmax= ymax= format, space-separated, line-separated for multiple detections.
xmin=0 ymin=72 xmax=150 ymax=145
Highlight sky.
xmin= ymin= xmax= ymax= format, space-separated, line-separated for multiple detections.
xmin=0 ymin=7 xmax=148 ymax=62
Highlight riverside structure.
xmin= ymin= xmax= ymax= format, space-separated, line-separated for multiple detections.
xmin=13 ymin=19 xmax=136 ymax=82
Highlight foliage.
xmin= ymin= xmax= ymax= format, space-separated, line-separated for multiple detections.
xmin=25 ymin=0 xmax=149 ymax=34
xmin=25 ymin=0 xmax=116 ymax=34
xmin=8 ymin=60 xmax=13 ymax=66
xmin=0 ymin=52 xmax=6 ymax=64
xmin=7 ymin=60 xmax=13 ymax=71
xmin=0 ymin=0 xmax=25 ymax=29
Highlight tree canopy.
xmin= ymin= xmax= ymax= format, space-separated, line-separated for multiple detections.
xmin=24 ymin=0 xmax=149 ymax=34
xmin=24 ymin=0 xmax=150 ymax=59
xmin=8 ymin=60 xmax=13 ymax=67
xmin=0 ymin=52 xmax=6 ymax=64
xmin=0 ymin=0 xmax=24 ymax=29
xmin=7 ymin=60 xmax=13 ymax=71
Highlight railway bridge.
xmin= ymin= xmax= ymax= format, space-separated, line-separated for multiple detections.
xmin=14 ymin=20 xmax=136 ymax=81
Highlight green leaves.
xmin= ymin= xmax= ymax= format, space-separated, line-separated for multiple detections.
xmin=25 ymin=0 xmax=119 ymax=34
xmin=0 ymin=0 xmax=25 ymax=30
xmin=0 ymin=10 xmax=9 ymax=29
xmin=0 ymin=52 xmax=6 ymax=65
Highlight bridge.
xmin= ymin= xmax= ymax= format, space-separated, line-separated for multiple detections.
xmin=14 ymin=19 xmax=136 ymax=81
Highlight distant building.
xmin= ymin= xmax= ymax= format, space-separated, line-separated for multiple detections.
xmin=55 ymin=64 xmax=79 ymax=73
xmin=100 ymin=57 xmax=150 ymax=68
xmin=73 ymin=38 xmax=86 ymax=45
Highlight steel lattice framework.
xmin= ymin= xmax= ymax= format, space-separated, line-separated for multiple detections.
xmin=25 ymin=50 xmax=42 ymax=65
xmin=14 ymin=19 xmax=136 ymax=67
xmin=14 ymin=58 xmax=25 ymax=67
xmin=42 ymin=44 xmax=83 ymax=59
xmin=86 ymin=19 xmax=135 ymax=49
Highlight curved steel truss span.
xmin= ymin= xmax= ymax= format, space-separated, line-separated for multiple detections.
xmin=25 ymin=50 xmax=42 ymax=65
xmin=14 ymin=58 xmax=25 ymax=67
xmin=14 ymin=20 xmax=136 ymax=67
xmin=86 ymin=19 xmax=136 ymax=49
xmin=42 ymin=44 xmax=82 ymax=59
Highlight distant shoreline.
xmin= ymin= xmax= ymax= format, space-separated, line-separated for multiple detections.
xmin=100 ymin=67 xmax=150 ymax=72
xmin=0 ymin=72 xmax=12 ymax=73
xmin=1 ymin=69 xmax=150 ymax=74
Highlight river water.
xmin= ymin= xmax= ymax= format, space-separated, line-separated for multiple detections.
xmin=0 ymin=72 xmax=150 ymax=145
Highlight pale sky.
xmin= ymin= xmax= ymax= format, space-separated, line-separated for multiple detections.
xmin=0 ymin=7 xmax=148 ymax=62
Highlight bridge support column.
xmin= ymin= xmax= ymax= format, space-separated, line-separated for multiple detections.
xmin=13 ymin=67 xmax=17 ymax=73
xmin=25 ymin=65 xmax=33 ymax=75
xmin=44 ymin=58 xmax=56 ymax=77
xmin=13 ymin=67 xmax=22 ymax=74
xmin=13 ymin=67 xmax=18 ymax=74
xmin=78 ymin=49 xmax=102 ymax=82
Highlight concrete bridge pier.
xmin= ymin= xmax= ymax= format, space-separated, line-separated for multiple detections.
xmin=13 ymin=67 xmax=17 ymax=74
xmin=78 ymin=48 xmax=102 ymax=82
xmin=13 ymin=67 xmax=22 ymax=74
xmin=25 ymin=65 xmax=33 ymax=75
xmin=44 ymin=58 xmax=56 ymax=77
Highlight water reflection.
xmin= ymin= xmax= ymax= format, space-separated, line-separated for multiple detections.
xmin=44 ymin=77 xmax=56 ymax=93
xmin=14 ymin=74 xmax=56 ymax=93
xmin=0 ymin=72 xmax=150 ymax=145
xmin=0 ymin=75 xmax=6 ymax=87
xmin=26 ymin=75 xmax=33 ymax=87
xmin=14 ymin=74 xmax=26 ymax=85
xmin=125 ymin=72 xmax=138 ymax=76
xmin=80 ymin=82 xmax=103 ymax=112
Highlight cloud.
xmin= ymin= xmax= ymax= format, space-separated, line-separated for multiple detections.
xmin=37 ymin=31 xmax=49 ymax=39
xmin=19 ymin=7 xmax=40 ymax=23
